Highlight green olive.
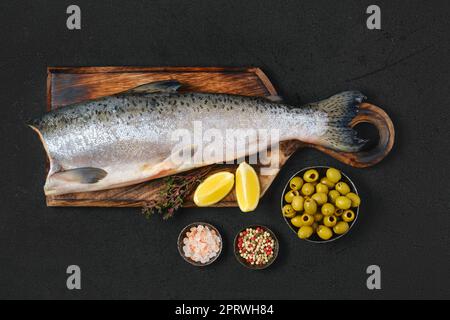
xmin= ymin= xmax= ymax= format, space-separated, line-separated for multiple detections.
xmin=346 ymin=192 xmax=361 ymax=207
xmin=335 ymin=208 xmax=345 ymax=217
xmin=303 ymin=169 xmax=319 ymax=183
xmin=301 ymin=183 xmax=315 ymax=196
xmin=298 ymin=225 xmax=314 ymax=239
xmin=314 ymin=213 xmax=324 ymax=222
xmin=335 ymin=182 xmax=351 ymax=195
xmin=299 ymin=213 xmax=314 ymax=226
xmin=311 ymin=192 xmax=327 ymax=206
xmin=335 ymin=196 xmax=352 ymax=210
xmin=342 ymin=210 xmax=356 ymax=222
xmin=326 ymin=167 xmax=342 ymax=183
xmin=328 ymin=190 xmax=340 ymax=204
xmin=316 ymin=183 xmax=329 ymax=194
xmin=282 ymin=204 xmax=297 ymax=218
xmin=333 ymin=221 xmax=350 ymax=235
xmin=317 ymin=225 xmax=333 ymax=241
xmin=290 ymin=215 xmax=304 ymax=227
xmin=320 ymin=177 xmax=335 ymax=188
xmin=284 ymin=190 xmax=300 ymax=203
xmin=303 ymin=198 xmax=318 ymax=215
xmin=289 ymin=176 xmax=304 ymax=191
xmin=291 ymin=195 xmax=304 ymax=212
xmin=321 ymin=203 xmax=335 ymax=216
xmin=323 ymin=215 xmax=337 ymax=227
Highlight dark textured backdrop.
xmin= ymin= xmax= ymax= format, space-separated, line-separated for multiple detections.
xmin=0 ymin=0 xmax=449 ymax=299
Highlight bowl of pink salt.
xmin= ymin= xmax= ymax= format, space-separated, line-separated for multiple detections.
xmin=178 ymin=222 xmax=223 ymax=266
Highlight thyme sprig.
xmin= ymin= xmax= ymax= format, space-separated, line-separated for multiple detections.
xmin=142 ymin=166 xmax=214 ymax=219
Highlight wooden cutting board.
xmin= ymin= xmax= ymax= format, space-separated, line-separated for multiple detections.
xmin=45 ymin=67 xmax=394 ymax=207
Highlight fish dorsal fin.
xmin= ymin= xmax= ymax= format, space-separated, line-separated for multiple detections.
xmin=266 ymin=95 xmax=283 ymax=103
xmin=126 ymin=80 xmax=181 ymax=94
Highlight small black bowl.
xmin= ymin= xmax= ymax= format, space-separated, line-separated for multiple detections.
xmin=233 ymin=225 xmax=279 ymax=270
xmin=178 ymin=222 xmax=223 ymax=266
xmin=281 ymin=166 xmax=359 ymax=243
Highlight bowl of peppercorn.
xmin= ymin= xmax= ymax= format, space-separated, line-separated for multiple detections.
xmin=234 ymin=225 xmax=279 ymax=270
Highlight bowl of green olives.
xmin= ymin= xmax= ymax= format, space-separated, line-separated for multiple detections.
xmin=281 ymin=166 xmax=360 ymax=243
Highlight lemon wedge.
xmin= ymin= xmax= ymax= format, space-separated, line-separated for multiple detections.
xmin=193 ymin=171 xmax=235 ymax=207
xmin=235 ymin=162 xmax=260 ymax=212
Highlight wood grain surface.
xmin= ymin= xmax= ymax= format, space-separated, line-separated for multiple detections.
xmin=45 ymin=67 xmax=394 ymax=207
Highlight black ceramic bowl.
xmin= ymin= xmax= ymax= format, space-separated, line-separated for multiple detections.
xmin=177 ymin=222 xmax=223 ymax=266
xmin=233 ymin=225 xmax=279 ymax=270
xmin=281 ymin=166 xmax=359 ymax=243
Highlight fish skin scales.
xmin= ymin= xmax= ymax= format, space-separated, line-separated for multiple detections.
xmin=30 ymin=91 xmax=364 ymax=195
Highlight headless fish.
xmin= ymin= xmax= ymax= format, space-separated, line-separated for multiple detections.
xmin=29 ymin=80 xmax=366 ymax=195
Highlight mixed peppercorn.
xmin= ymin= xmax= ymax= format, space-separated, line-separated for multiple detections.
xmin=237 ymin=227 xmax=276 ymax=266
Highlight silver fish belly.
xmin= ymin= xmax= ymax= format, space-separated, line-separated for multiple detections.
xmin=30 ymin=86 xmax=366 ymax=195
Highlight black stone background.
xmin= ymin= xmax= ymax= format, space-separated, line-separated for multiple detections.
xmin=0 ymin=0 xmax=449 ymax=299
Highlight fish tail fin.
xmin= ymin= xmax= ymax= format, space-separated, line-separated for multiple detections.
xmin=313 ymin=91 xmax=367 ymax=152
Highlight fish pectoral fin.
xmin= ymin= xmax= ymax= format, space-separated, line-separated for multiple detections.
xmin=127 ymin=80 xmax=181 ymax=94
xmin=51 ymin=167 xmax=107 ymax=184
